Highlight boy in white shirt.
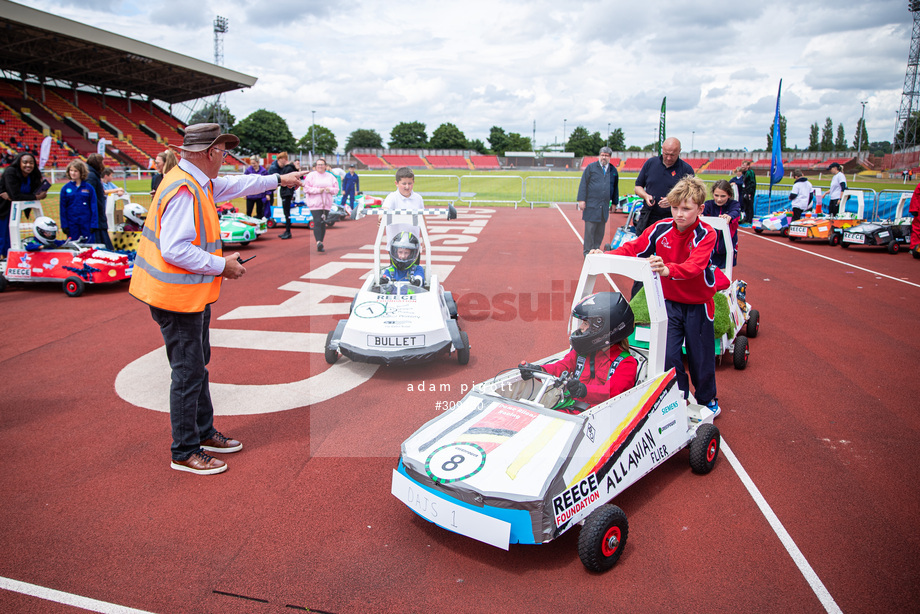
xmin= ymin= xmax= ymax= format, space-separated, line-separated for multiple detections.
xmin=381 ymin=167 xmax=424 ymax=243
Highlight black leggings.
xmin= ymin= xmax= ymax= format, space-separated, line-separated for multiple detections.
xmin=312 ymin=209 xmax=327 ymax=242
xmin=281 ymin=196 xmax=292 ymax=224
xmin=246 ymin=198 xmax=263 ymax=218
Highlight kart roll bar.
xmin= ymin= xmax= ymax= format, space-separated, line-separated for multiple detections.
xmin=365 ymin=206 xmax=457 ymax=286
xmin=573 ymin=254 xmax=668 ymax=377
xmin=8 ymin=200 xmax=44 ymax=251
xmin=701 ymin=215 xmax=734 ymax=281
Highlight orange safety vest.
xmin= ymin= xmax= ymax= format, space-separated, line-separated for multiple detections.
xmin=129 ymin=166 xmax=223 ymax=312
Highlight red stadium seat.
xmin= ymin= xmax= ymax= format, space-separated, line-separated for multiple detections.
xmin=353 ymin=154 xmax=390 ymax=169
xmin=426 ymin=155 xmax=469 ymax=168
xmin=381 ymin=154 xmax=428 ymax=168
xmin=469 ymin=155 xmax=500 ymax=169
xmin=621 ymin=158 xmax=650 ymax=172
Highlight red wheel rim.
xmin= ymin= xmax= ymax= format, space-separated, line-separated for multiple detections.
xmin=602 ymin=525 xmax=621 ymax=557
xmin=706 ymin=438 xmax=718 ymax=462
xmin=67 ymin=281 xmax=77 ymax=292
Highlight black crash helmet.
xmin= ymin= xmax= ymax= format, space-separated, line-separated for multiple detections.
xmin=569 ymin=292 xmax=635 ymax=355
xmin=388 ymin=231 xmax=420 ymax=271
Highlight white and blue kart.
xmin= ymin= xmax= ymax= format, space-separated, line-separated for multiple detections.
xmin=392 ymin=254 xmax=721 ymax=571
xmin=324 ymin=206 xmax=469 ymax=366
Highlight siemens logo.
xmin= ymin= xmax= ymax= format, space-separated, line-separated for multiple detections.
xmin=661 ymin=401 xmax=679 ymax=416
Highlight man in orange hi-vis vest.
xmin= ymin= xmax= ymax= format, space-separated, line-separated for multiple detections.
xmin=130 ymin=124 xmax=305 ymax=475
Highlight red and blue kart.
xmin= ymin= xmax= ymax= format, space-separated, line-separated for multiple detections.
xmin=392 ymin=254 xmax=721 ymax=572
xmin=324 ymin=205 xmax=468 ymax=366
xmin=0 ymin=201 xmax=132 ymax=297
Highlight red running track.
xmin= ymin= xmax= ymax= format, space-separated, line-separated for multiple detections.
xmin=0 ymin=206 xmax=918 ymax=613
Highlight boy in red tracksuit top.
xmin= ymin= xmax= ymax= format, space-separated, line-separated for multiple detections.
xmin=519 ymin=292 xmax=638 ymax=411
xmin=596 ymin=176 xmax=722 ymax=416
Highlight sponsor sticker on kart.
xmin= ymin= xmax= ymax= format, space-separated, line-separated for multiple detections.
xmin=789 ymin=225 xmax=808 ymax=236
xmin=5 ymin=267 xmax=30 ymax=278
xmin=843 ymin=232 xmax=865 ymax=244
xmin=368 ymin=334 xmax=425 ymax=347
xmin=878 ymin=231 xmax=890 ymax=239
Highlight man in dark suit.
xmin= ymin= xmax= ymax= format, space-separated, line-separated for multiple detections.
xmin=577 ymin=146 xmax=619 ymax=256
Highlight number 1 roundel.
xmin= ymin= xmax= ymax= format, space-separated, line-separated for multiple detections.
xmin=425 ymin=442 xmax=486 ymax=484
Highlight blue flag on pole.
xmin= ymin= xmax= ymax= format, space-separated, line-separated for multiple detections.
xmin=770 ymin=80 xmax=784 ymax=187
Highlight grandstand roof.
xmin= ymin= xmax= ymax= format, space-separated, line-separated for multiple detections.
xmin=0 ymin=0 xmax=257 ymax=105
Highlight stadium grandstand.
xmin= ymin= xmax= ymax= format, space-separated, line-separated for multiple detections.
xmin=381 ymin=154 xmax=428 ymax=168
xmin=0 ymin=0 xmax=256 ymax=170
xmin=469 ymin=155 xmax=500 ymax=169
xmin=621 ymin=158 xmax=650 ymax=172
xmin=580 ymin=156 xmax=622 ymax=169
xmin=426 ymin=155 xmax=469 ymax=169
xmin=704 ymin=158 xmax=743 ymax=173
xmin=352 ymin=153 xmax=391 ymax=169
xmin=682 ymin=157 xmax=709 ymax=171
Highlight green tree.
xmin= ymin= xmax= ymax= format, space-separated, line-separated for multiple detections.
xmin=868 ymin=140 xmax=891 ymax=155
xmin=820 ymin=117 xmax=834 ymax=152
xmin=488 ymin=126 xmax=509 ymax=156
xmin=429 ymin=122 xmax=469 ymax=149
xmin=853 ymin=118 xmax=869 ymax=151
xmin=230 ymin=109 xmax=296 ymax=156
xmin=504 ymin=132 xmax=532 ymax=152
xmin=388 ymin=121 xmax=428 ymax=148
xmin=188 ymin=102 xmax=235 ymax=133
xmin=468 ymin=138 xmax=487 ymax=154
xmin=607 ymin=128 xmax=625 ymax=151
xmin=297 ymin=125 xmax=337 ymax=155
xmin=808 ymin=122 xmax=820 ymax=151
xmin=766 ymin=114 xmax=787 ymax=151
xmin=565 ymin=126 xmax=604 ymax=157
xmin=626 ymin=145 xmax=643 ymax=152
xmin=835 ymin=123 xmax=847 ymax=150
xmin=345 ymin=128 xmax=383 ymax=152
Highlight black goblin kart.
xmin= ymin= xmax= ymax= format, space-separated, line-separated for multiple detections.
xmin=392 ymin=254 xmax=721 ymax=572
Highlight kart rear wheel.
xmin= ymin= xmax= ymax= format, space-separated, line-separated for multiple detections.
xmin=240 ymin=241 xmax=251 ymax=247
xmin=788 ymin=235 xmax=798 ymax=242
xmin=913 ymin=246 xmax=920 ymax=259
xmin=266 ymin=219 xmax=276 ymax=228
xmin=324 ymin=330 xmax=338 ymax=365
xmin=578 ymin=504 xmax=629 ymax=572
xmin=732 ymin=335 xmax=749 ymax=370
xmin=457 ymin=331 xmax=470 ymax=365
xmin=326 ymin=220 xmax=336 ymax=228
xmin=746 ymin=309 xmax=760 ymax=338
xmin=887 ymin=241 xmax=900 ymax=254
xmin=840 ymin=241 xmax=850 ymax=248
xmin=0 ymin=274 xmax=7 ymax=293
xmin=753 ymin=227 xmax=763 ymax=234
xmin=828 ymin=232 xmax=841 ymax=246
xmin=689 ymin=423 xmax=720 ymax=474
xmin=63 ymin=276 xmax=85 ymax=297
xmin=781 ymin=227 xmax=790 ymax=238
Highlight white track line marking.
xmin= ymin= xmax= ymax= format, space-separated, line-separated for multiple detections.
xmin=743 ymin=230 xmax=920 ymax=289
xmin=554 ymin=204 xmax=842 ymax=613
xmin=0 ymin=576 xmax=156 ymax=614
xmin=720 ymin=442 xmax=843 ymax=614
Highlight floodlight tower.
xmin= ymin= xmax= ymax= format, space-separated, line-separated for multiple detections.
xmin=893 ymin=1 xmax=920 ymax=168
xmin=213 ymin=16 xmax=229 ymax=131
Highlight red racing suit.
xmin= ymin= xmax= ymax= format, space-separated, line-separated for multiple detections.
xmin=542 ymin=347 xmax=638 ymax=407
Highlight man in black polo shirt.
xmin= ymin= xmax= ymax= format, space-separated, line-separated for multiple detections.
xmin=634 ymin=137 xmax=694 ymax=233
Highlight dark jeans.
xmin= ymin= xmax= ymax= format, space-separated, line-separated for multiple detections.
xmin=281 ymin=196 xmax=293 ymax=226
xmin=246 ymin=197 xmax=264 ymax=218
xmin=791 ymin=207 xmax=804 ymax=222
xmin=312 ymin=209 xmax=327 ymax=242
xmin=665 ymin=300 xmax=716 ymax=405
xmin=149 ymin=304 xmax=217 ymax=461
xmin=583 ymin=219 xmax=606 ymax=256
xmin=828 ymin=199 xmax=840 ymax=216
xmin=742 ymin=194 xmax=755 ymax=223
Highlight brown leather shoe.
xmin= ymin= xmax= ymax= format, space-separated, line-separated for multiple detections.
xmin=171 ymin=450 xmax=227 ymax=475
xmin=200 ymin=431 xmax=242 ymax=454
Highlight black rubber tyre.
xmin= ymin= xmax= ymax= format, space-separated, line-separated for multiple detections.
xmin=887 ymin=241 xmax=900 ymax=255
xmin=841 ymin=241 xmax=850 ymax=249
xmin=326 ymin=220 xmax=336 ymax=228
xmin=63 ymin=276 xmax=85 ymax=297
xmin=457 ymin=331 xmax=470 ymax=365
xmin=828 ymin=232 xmax=841 ymax=246
xmin=788 ymin=236 xmax=798 ymax=242
xmin=0 ymin=274 xmax=7 ymax=293
xmin=266 ymin=219 xmax=276 ymax=228
xmin=753 ymin=227 xmax=764 ymax=234
xmin=578 ymin=505 xmax=629 ymax=572
xmin=912 ymin=246 xmax=920 ymax=260
xmin=746 ymin=309 xmax=760 ymax=338
xmin=444 ymin=291 xmax=458 ymax=318
xmin=733 ymin=335 xmax=749 ymax=370
xmin=781 ymin=226 xmax=790 ymax=238
xmin=240 ymin=241 xmax=251 ymax=247
xmin=689 ymin=423 xmax=720 ymax=474
xmin=324 ymin=330 xmax=338 ymax=365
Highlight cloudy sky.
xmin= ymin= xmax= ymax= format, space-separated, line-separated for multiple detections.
xmin=17 ymin=0 xmax=916 ymax=153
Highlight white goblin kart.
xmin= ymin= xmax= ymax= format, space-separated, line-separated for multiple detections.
xmin=392 ymin=254 xmax=721 ymax=572
xmin=324 ymin=206 xmax=470 ymax=366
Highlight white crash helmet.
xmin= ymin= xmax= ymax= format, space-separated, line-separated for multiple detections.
xmin=124 ymin=203 xmax=147 ymax=227
xmin=388 ymin=231 xmax=420 ymax=271
xmin=33 ymin=216 xmax=58 ymax=245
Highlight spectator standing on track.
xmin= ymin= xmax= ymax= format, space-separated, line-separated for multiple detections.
xmin=59 ymin=159 xmax=98 ymax=242
xmin=634 ymin=137 xmax=694 ymax=234
xmin=0 ymin=152 xmax=48 ymax=258
xmin=576 ymin=146 xmax=619 ymax=256
xmin=729 ymin=166 xmax=744 ymax=204
xmin=276 ymin=152 xmax=298 ymax=239
xmin=382 ymin=167 xmax=425 ymax=244
xmin=909 ymin=181 xmax=920 ymax=258
xmin=129 ymin=124 xmax=305 ymax=475
xmin=150 ymin=151 xmax=166 ymax=197
xmin=741 ymin=160 xmax=757 ymax=225
xmin=85 ymin=153 xmax=114 ymax=249
xmin=703 ymin=179 xmax=741 ymax=269
xmin=342 ymin=164 xmax=360 ymax=217
xmin=827 ymin=163 xmax=847 ymax=216
xmin=303 ymin=158 xmax=339 ymax=252
xmin=595 ymin=176 xmax=723 ymax=417
xmin=789 ymin=169 xmax=814 ymax=221
xmin=244 ymin=156 xmax=270 ymax=218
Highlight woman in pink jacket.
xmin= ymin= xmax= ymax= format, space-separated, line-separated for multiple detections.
xmin=304 ymin=158 xmax=339 ymax=252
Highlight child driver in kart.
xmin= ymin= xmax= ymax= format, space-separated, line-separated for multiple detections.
xmin=518 ymin=292 xmax=638 ymax=412
xmin=379 ymin=231 xmax=425 ymax=292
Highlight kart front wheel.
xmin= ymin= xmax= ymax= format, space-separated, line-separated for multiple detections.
xmin=324 ymin=330 xmax=338 ymax=365
xmin=840 ymin=241 xmax=850 ymax=249
xmin=240 ymin=241 xmax=251 ymax=247
xmin=578 ymin=504 xmax=629 ymax=572
xmin=913 ymin=246 xmax=920 ymax=260
xmin=63 ymin=276 xmax=85 ymax=297
xmin=781 ymin=227 xmax=790 ymax=238
xmin=887 ymin=241 xmax=900 ymax=255
xmin=828 ymin=232 xmax=841 ymax=246
xmin=267 ymin=219 xmax=276 ymax=228
xmin=746 ymin=309 xmax=760 ymax=338
xmin=457 ymin=331 xmax=470 ymax=365
xmin=753 ymin=227 xmax=763 ymax=234
xmin=0 ymin=274 xmax=7 ymax=293
xmin=733 ymin=335 xmax=749 ymax=370
xmin=689 ymin=423 xmax=720 ymax=474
